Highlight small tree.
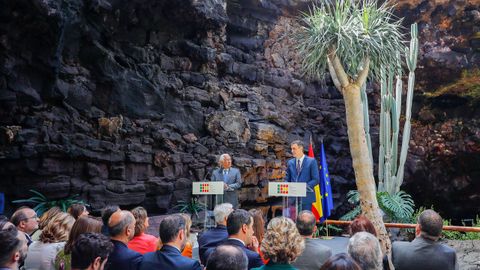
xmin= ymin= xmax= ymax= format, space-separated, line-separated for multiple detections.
xmin=297 ymin=0 xmax=406 ymax=255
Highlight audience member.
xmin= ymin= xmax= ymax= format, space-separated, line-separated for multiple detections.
xmin=11 ymin=206 xmax=39 ymax=245
xmin=101 ymin=205 xmax=120 ymax=236
xmin=68 ymin=204 xmax=89 ymax=220
xmin=0 ymin=228 xmax=28 ymax=270
xmin=24 ymin=212 xmax=75 ymax=269
xmin=32 ymin=206 xmax=62 ymax=241
xmin=253 ymin=217 xmax=304 ymax=270
xmin=248 ymin=209 xmax=265 ymax=257
xmin=0 ymin=215 xmax=15 ymax=230
xmin=140 ymin=214 xmax=201 ymax=270
xmin=127 ymin=207 xmax=158 ymax=254
xmin=349 ymin=215 xmax=377 ymax=236
xmin=347 ymin=232 xmax=383 ymax=270
xmin=107 ymin=210 xmax=142 ymax=270
xmin=292 ymin=211 xmax=332 ymax=270
xmin=180 ymin=213 xmax=193 ymax=258
xmin=392 ymin=209 xmax=458 ymax=270
xmin=320 ymin=253 xmax=362 ymax=270
xmin=55 ymin=216 xmax=103 ymax=270
xmin=198 ymin=203 xmax=233 ymax=264
xmin=206 ymin=245 xmax=248 ymax=270
xmin=71 ymin=233 xmax=114 ymax=270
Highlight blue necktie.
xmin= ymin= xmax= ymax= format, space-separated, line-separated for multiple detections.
xmin=296 ymin=159 xmax=301 ymax=172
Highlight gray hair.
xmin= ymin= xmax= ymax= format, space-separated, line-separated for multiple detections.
xmin=214 ymin=203 xmax=233 ymax=224
xmin=108 ymin=211 xmax=134 ymax=237
xmin=218 ymin=154 xmax=231 ymax=166
xmin=347 ymin=232 xmax=383 ymax=270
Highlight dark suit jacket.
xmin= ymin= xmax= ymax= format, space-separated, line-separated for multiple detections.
xmin=392 ymin=236 xmax=459 ymax=270
xmin=285 ymin=156 xmax=320 ymax=209
xmin=198 ymin=225 xmax=229 ymax=265
xmin=291 ymin=238 xmax=332 ymax=270
xmin=107 ymin=240 xmax=143 ymax=270
xmin=205 ymin=238 xmax=264 ymax=270
xmin=139 ymin=245 xmax=202 ymax=270
xmin=212 ymin=167 xmax=242 ymax=208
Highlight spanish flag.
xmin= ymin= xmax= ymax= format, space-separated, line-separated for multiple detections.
xmin=309 ymin=139 xmax=324 ymax=221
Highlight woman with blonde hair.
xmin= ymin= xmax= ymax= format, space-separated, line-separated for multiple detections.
xmin=32 ymin=206 xmax=62 ymax=241
xmin=55 ymin=216 xmax=103 ymax=270
xmin=24 ymin=212 xmax=75 ymax=270
xmin=128 ymin=206 xmax=159 ymax=254
xmin=253 ymin=217 xmax=305 ymax=270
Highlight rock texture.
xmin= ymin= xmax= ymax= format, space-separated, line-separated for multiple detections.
xmin=0 ymin=0 xmax=479 ymax=219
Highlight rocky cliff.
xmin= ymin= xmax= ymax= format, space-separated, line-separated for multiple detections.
xmin=0 ymin=0 xmax=478 ymax=220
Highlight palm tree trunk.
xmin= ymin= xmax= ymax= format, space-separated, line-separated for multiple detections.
xmin=343 ymin=83 xmax=392 ymax=255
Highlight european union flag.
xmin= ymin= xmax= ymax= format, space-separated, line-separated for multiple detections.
xmin=319 ymin=143 xmax=334 ymax=222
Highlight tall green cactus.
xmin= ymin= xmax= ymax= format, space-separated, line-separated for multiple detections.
xmin=362 ymin=23 xmax=418 ymax=195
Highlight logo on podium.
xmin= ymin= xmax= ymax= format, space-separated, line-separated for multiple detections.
xmin=192 ymin=181 xmax=224 ymax=195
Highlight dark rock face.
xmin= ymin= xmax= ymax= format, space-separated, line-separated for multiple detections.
xmin=0 ymin=0 xmax=478 ymax=219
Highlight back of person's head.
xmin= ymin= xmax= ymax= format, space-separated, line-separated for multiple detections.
xmin=0 ymin=227 xmax=23 ymax=267
xmin=40 ymin=212 xmax=75 ymax=243
xmin=68 ymin=204 xmax=88 ymax=220
xmin=159 ymin=214 xmax=186 ymax=245
xmin=131 ymin=207 xmax=148 ymax=237
xmin=418 ymin=209 xmax=443 ymax=240
xmin=214 ymin=203 xmax=233 ymax=224
xmin=65 ymin=216 xmax=103 ymax=254
xmin=71 ymin=233 xmax=114 ymax=270
xmin=296 ymin=210 xmax=316 ymax=236
xmin=320 ymin=253 xmax=362 ymax=270
xmin=108 ymin=210 xmax=134 ymax=238
xmin=261 ymin=217 xmax=304 ymax=264
xmin=38 ymin=207 xmax=62 ymax=229
xmin=101 ymin=205 xmax=120 ymax=227
xmin=206 ymin=245 xmax=248 ymax=270
xmin=227 ymin=209 xmax=252 ymax=235
xmin=349 ymin=215 xmax=377 ymax=236
xmin=0 ymin=215 xmax=14 ymax=230
xmin=248 ymin=209 xmax=265 ymax=243
xmin=347 ymin=232 xmax=383 ymax=270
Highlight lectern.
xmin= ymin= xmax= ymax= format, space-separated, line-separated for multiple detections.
xmin=268 ymin=182 xmax=306 ymax=220
xmin=192 ymin=181 xmax=224 ymax=229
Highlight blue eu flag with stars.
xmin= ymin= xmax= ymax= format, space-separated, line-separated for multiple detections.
xmin=319 ymin=143 xmax=334 ymax=222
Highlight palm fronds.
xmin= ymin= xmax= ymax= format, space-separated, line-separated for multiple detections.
xmin=12 ymin=189 xmax=87 ymax=216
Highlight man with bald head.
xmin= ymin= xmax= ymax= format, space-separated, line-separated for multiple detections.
xmin=106 ymin=210 xmax=143 ymax=270
xmin=10 ymin=207 xmax=39 ymax=246
xmin=392 ymin=209 xmax=458 ymax=270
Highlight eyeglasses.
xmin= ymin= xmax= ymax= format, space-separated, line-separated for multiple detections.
xmin=24 ymin=215 xmax=38 ymax=221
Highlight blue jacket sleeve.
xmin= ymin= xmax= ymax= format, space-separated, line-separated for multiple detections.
xmin=308 ymin=158 xmax=320 ymax=189
xmin=228 ymin=168 xmax=242 ymax=190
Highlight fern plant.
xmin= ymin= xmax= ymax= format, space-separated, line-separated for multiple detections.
xmin=341 ymin=190 xmax=415 ymax=223
xmin=12 ymin=189 xmax=87 ymax=216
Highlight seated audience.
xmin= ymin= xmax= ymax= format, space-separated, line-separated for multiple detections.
xmin=68 ymin=204 xmax=89 ymax=220
xmin=0 ymin=228 xmax=28 ymax=270
xmin=140 ymin=214 xmax=201 ymax=270
xmin=349 ymin=215 xmax=377 ymax=236
xmin=71 ymin=233 xmax=114 ymax=270
xmin=292 ymin=211 xmax=332 ymax=270
xmin=31 ymin=207 xmax=62 ymax=241
xmin=11 ymin=206 xmax=39 ymax=245
xmin=107 ymin=210 xmax=142 ymax=270
xmin=252 ymin=217 xmax=304 ymax=270
xmin=347 ymin=232 xmax=383 ymax=270
xmin=198 ymin=203 xmax=233 ymax=264
xmin=248 ymin=209 xmax=266 ymax=263
xmin=206 ymin=245 xmax=248 ymax=270
xmin=180 ymin=213 xmax=194 ymax=258
xmin=55 ymin=216 xmax=103 ymax=270
xmin=0 ymin=216 xmax=15 ymax=230
xmin=127 ymin=207 xmax=158 ymax=254
xmin=101 ymin=205 xmax=120 ymax=237
xmin=320 ymin=253 xmax=362 ymax=270
xmin=24 ymin=212 xmax=75 ymax=270
xmin=392 ymin=209 xmax=459 ymax=270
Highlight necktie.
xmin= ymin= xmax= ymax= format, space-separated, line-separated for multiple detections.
xmin=296 ymin=159 xmax=301 ymax=172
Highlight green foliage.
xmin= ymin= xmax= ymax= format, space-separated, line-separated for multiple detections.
xmin=174 ymin=197 xmax=206 ymax=218
xmin=12 ymin=189 xmax=86 ymax=216
xmin=340 ymin=190 xmax=414 ymax=222
xmin=316 ymin=223 xmax=343 ymax=237
xmin=297 ymin=0 xmax=405 ymax=81
xmin=442 ymin=216 xmax=480 ymax=240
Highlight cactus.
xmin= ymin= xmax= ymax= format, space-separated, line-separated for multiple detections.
xmin=363 ymin=23 xmax=418 ymax=195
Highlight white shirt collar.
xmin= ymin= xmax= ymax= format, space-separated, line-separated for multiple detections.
xmin=297 ymin=155 xmax=305 ymax=166
xmin=228 ymin=237 xmax=245 ymax=246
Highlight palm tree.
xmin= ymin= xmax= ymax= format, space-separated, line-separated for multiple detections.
xmin=297 ymin=0 xmax=405 ymax=256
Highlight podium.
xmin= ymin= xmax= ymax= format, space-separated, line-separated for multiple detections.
xmin=192 ymin=181 xmax=224 ymax=229
xmin=268 ymin=182 xmax=306 ymax=220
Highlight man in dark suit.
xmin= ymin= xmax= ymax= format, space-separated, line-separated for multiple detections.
xmin=292 ymin=211 xmax=332 ymax=270
xmin=206 ymin=245 xmax=248 ymax=270
xmin=211 ymin=154 xmax=242 ymax=208
xmin=198 ymin=203 xmax=233 ymax=265
xmin=285 ymin=140 xmax=320 ymax=212
xmin=107 ymin=210 xmax=143 ymax=270
xmin=140 ymin=214 xmax=202 ymax=270
xmin=0 ymin=228 xmax=28 ymax=270
xmin=71 ymin=233 xmax=114 ymax=270
xmin=392 ymin=209 xmax=459 ymax=270
xmin=10 ymin=207 xmax=39 ymax=246
xmin=205 ymin=209 xmax=263 ymax=270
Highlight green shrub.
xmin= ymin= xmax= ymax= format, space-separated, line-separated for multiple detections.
xmin=12 ymin=189 xmax=87 ymax=216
